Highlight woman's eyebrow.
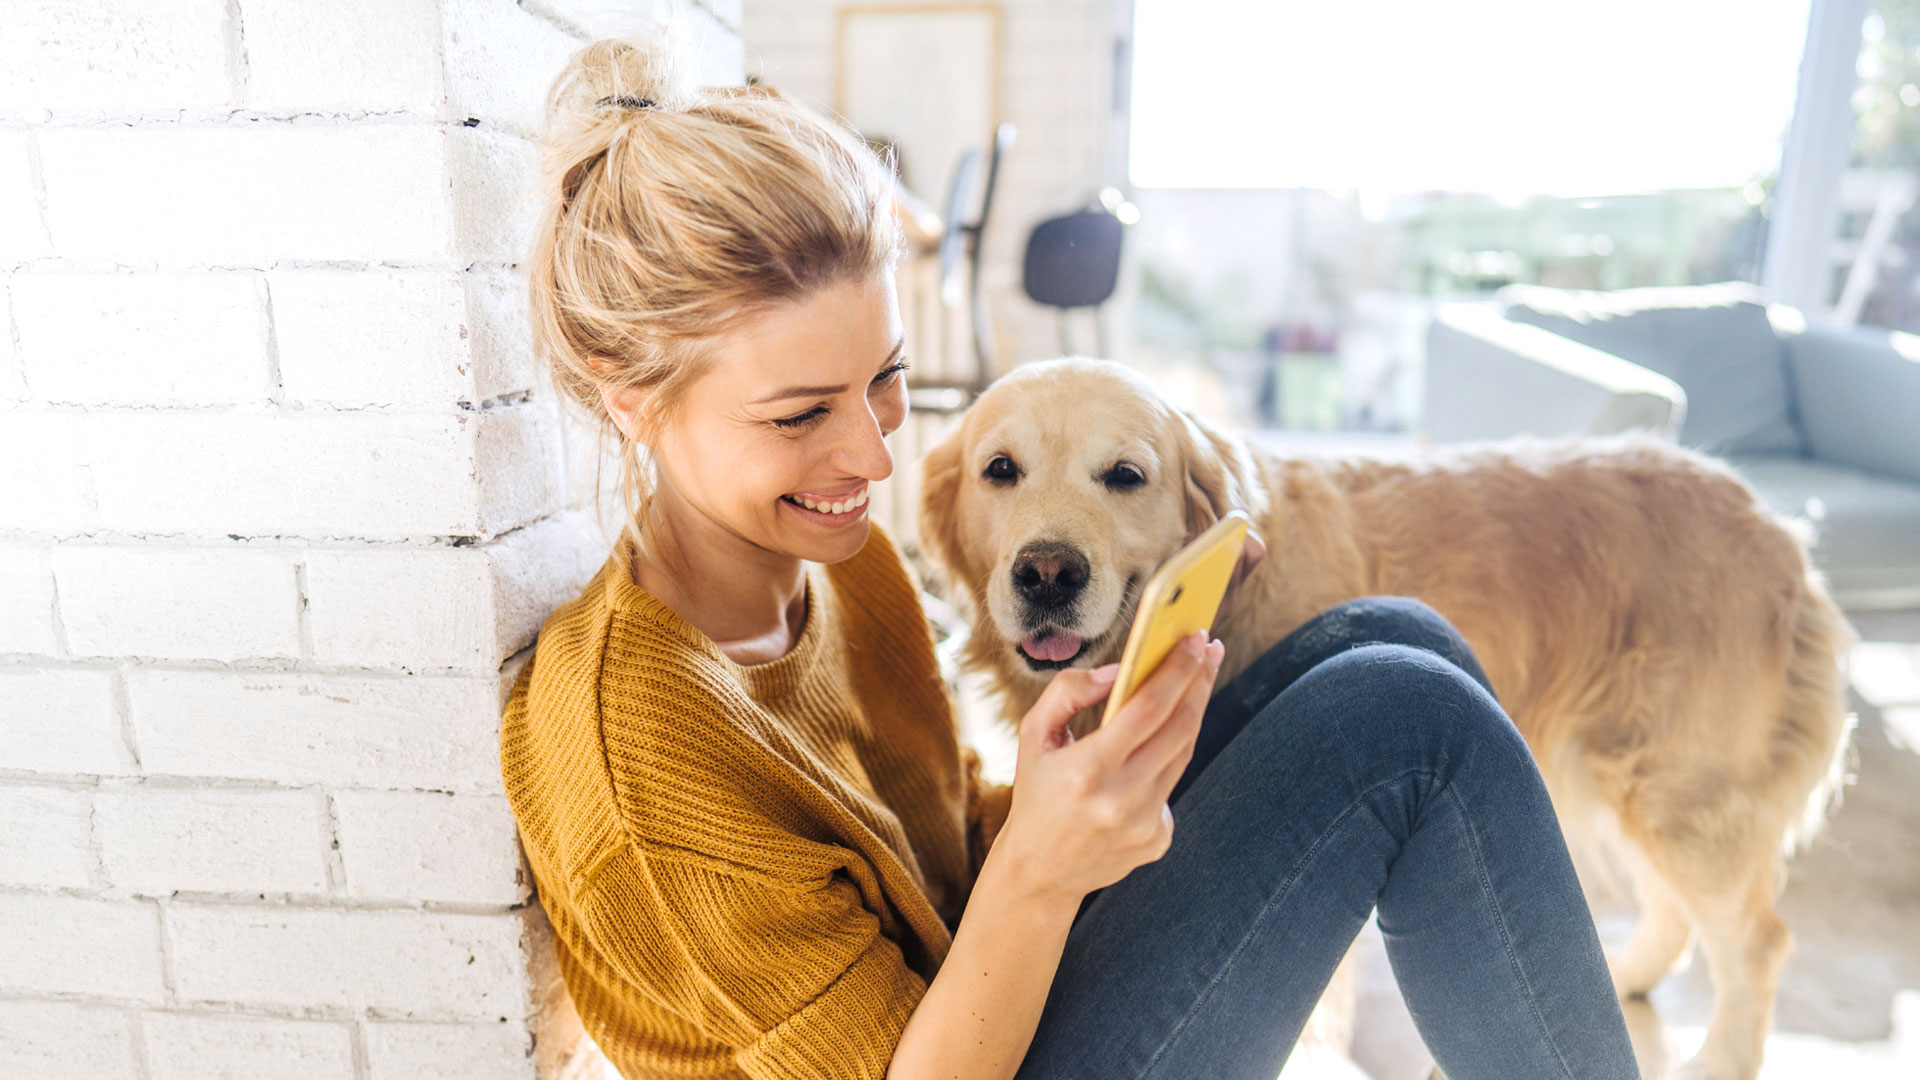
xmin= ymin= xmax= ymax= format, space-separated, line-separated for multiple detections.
xmin=747 ymin=338 xmax=905 ymax=404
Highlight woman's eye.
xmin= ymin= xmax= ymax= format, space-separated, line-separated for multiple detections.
xmin=984 ymin=455 xmax=1019 ymax=483
xmin=1102 ymin=464 xmax=1146 ymax=491
xmin=771 ymin=407 xmax=827 ymax=429
xmin=771 ymin=360 xmax=909 ymax=430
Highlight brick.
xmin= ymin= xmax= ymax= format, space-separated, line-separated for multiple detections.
xmin=0 ymin=278 xmax=24 ymax=400
xmin=445 ymin=127 xmax=541 ymax=266
xmin=83 ymin=408 xmax=558 ymax=540
xmin=365 ymin=1019 xmax=532 ymax=1080
xmin=0 ymin=129 xmax=52 ymax=261
xmin=39 ymin=125 xmax=456 ymax=265
xmin=94 ymin=783 xmax=329 ymax=895
xmin=269 ymin=270 xmax=473 ymax=408
xmin=0 ymin=0 xmax=231 ymax=116
xmin=0 ymin=782 xmax=96 ymax=888
xmin=305 ymin=547 xmax=495 ymax=673
xmin=0 ymin=1000 xmax=139 ymax=1080
xmin=0 ymin=408 xmax=95 ymax=534
xmin=0 ymin=667 xmax=127 ymax=775
xmin=266 ymin=265 xmax=535 ymax=406
xmin=144 ymin=1011 xmax=355 ymax=1080
xmin=486 ymin=511 xmax=610 ymax=660
xmin=169 ymin=904 xmax=526 ymax=1017
xmin=241 ymin=0 xmax=442 ymax=115
xmin=53 ymin=546 xmax=300 ymax=662
xmin=464 ymin=267 xmax=540 ymax=403
xmin=0 ymin=544 xmax=58 ymax=653
xmin=475 ymin=401 xmax=567 ymax=536
xmin=439 ymin=0 xmax=581 ymax=137
xmin=334 ymin=789 xmax=525 ymax=904
xmin=0 ymin=892 xmax=165 ymax=1001
xmin=305 ymin=512 xmax=603 ymax=673
xmin=12 ymin=272 xmax=270 ymax=406
xmin=129 ymin=670 xmax=504 ymax=793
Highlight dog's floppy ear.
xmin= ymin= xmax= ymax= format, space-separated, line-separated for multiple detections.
xmin=1174 ymin=406 xmax=1256 ymax=540
xmin=915 ymin=420 xmax=973 ymax=597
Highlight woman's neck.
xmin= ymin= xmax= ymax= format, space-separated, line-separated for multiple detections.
xmin=630 ymin=504 xmax=809 ymax=665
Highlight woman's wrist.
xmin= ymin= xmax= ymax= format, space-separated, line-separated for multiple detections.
xmin=974 ymin=826 xmax=1085 ymax=919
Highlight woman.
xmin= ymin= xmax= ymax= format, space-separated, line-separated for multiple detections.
xmin=500 ymin=27 xmax=1641 ymax=1080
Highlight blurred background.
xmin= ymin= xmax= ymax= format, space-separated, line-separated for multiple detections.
xmin=2 ymin=2 xmax=1916 ymax=1079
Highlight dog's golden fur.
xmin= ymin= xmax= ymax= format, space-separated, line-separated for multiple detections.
xmin=914 ymin=357 xmax=1857 ymax=1080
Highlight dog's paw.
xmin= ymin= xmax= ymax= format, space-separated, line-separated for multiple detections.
xmin=1664 ymin=1048 xmax=1757 ymax=1080
xmin=1603 ymin=944 xmax=1666 ymax=999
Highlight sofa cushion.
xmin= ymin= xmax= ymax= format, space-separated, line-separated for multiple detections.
xmin=1497 ymin=282 xmax=1806 ymax=456
xmin=1729 ymin=454 xmax=1920 ymax=609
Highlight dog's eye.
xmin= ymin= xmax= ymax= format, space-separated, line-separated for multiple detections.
xmin=1101 ymin=464 xmax=1146 ymax=491
xmin=984 ymin=455 xmax=1020 ymax=484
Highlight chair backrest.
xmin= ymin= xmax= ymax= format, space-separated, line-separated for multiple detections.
xmin=1495 ymin=282 xmax=1807 ymax=457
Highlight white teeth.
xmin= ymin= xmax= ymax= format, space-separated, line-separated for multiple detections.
xmin=788 ymin=489 xmax=868 ymax=514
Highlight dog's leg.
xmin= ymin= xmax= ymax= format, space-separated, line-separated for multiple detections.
xmin=1607 ymin=865 xmax=1694 ymax=999
xmin=1666 ymin=861 xmax=1789 ymax=1080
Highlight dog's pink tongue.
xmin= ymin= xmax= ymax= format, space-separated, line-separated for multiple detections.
xmin=1021 ymin=630 xmax=1083 ymax=662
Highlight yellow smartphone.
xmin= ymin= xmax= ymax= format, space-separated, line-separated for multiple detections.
xmin=1099 ymin=509 xmax=1252 ymax=727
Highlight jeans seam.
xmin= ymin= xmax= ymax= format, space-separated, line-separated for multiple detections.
xmin=1135 ymin=767 xmax=1433 ymax=1080
xmin=1441 ymin=780 xmax=1579 ymax=1080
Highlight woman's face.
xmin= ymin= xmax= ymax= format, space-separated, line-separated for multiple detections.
xmin=635 ymin=272 xmax=910 ymax=566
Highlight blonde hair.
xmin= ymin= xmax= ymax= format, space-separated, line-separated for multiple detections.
xmin=527 ymin=16 xmax=906 ymax=569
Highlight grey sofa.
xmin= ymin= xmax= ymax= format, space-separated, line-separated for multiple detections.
xmin=1423 ymin=281 xmax=1920 ymax=610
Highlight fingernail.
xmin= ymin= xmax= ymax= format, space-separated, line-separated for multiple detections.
xmin=1089 ymin=663 xmax=1119 ymax=683
xmin=1184 ymin=631 xmax=1207 ymax=657
xmin=1207 ymin=639 xmax=1225 ymax=670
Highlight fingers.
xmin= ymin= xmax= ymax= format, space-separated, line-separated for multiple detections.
xmin=1021 ymin=663 xmax=1119 ymax=753
xmin=1123 ymin=638 xmax=1218 ymax=785
xmin=1086 ymin=630 xmax=1210 ymax=760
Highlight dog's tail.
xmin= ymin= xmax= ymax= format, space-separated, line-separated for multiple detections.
xmin=1774 ymin=565 xmax=1859 ymax=862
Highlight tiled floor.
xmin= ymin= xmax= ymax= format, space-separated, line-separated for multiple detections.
xmin=957 ymin=613 xmax=1920 ymax=1080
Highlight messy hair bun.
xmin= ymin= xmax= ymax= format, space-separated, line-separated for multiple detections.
xmin=527 ymin=12 xmax=906 ymax=564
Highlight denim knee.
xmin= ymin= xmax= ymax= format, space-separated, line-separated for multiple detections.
xmin=1266 ymin=641 xmax=1524 ymax=782
xmin=1290 ymin=597 xmax=1493 ymax=698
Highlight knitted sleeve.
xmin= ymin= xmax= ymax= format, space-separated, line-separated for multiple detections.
xmin=577 ymin=841 xmax=927 ymax=1080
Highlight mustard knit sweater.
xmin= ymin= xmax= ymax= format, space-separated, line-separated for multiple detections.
xmin=499 ymin=520 xmax=1014 ymax=1080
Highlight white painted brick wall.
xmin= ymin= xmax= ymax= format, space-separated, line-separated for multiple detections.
xmin=13 ymin=272 xmax=272 ymax=405
xmin=0 ymin=2 xmax=743 ymax=1077
xmin=92 ymin=784 xmax=333 ymax=895
xmin=0 ymin=1000 xmax=141 ymax=1080
xmin=0 ymin=783 xmax=97 ymax=888
xmin=0 ymin=892 xmax=166 ymax=1000
xmin=145 ymin=1012 xmax=357 ymax=1080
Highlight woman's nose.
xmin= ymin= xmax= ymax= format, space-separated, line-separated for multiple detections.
xmin=836 ymin=402 xmax=895 ymax=482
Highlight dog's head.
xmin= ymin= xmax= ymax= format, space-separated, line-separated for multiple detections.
xmin=916 ymin=357 xmax=1263 ymax=687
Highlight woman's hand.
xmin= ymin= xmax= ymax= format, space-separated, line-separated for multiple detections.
xmin=990 ymin=630 xmax=1226 ymax=907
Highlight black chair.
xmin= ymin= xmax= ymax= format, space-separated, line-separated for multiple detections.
xmin=1022 ymin=189 xmax=1135 ymax=358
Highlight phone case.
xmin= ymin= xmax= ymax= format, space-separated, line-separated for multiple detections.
xmin=1099 ymin=510 xmax=1251 ymax=726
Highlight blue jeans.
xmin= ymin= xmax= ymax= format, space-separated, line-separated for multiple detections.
xmin=1012 ymin=598 xmax=1640 ymax=1080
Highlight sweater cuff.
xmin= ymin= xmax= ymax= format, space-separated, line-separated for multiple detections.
xmin=734 ymin=934 xmax=927 ymax=1080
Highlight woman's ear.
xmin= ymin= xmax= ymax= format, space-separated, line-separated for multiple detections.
xmin=915 ymin=421 xmax=973 ymax=597
xmin=599 ymin=381 xmax=653 ymax=443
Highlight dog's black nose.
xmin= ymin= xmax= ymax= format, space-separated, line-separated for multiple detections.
xmin=1011 ymin=542 xmax=1090 ymax=609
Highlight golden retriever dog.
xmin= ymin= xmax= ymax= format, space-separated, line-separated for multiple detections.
xmin=913 ymin=357 xmax=1857 ymax=1080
